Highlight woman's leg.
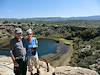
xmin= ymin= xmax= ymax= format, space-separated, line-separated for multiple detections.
xmin=34 ymin=52 xmax=40 ymax=74
xmin=28 ymin=57 xmax=33 ymax=72
xmin=34 ymin=51 xmax=39 ymax=69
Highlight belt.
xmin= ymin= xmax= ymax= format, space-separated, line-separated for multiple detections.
xmin=15 ymin=56 xmax=25 ymax=60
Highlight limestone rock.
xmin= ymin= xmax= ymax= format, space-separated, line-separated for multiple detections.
xmin=0 ymin=56 xmax=99 ymax=75
xmin=55 ymin=66 xmax=99 ymax=75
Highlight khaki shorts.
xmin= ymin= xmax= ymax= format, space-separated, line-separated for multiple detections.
xmin=27 ymin=51 xmax=39 ymax=72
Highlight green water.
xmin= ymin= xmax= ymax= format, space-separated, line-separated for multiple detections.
xmin=37 ymin=38 xmax=58 ymax=56
xmin=37 ymin=38 xmax=69 ymax=56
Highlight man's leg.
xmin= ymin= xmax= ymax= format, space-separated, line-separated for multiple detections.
xmin=14 ymin=67 xmax=21 ymax=75
xmin=22 ymin=60 xmax=27 ymax=75
xmin=15 ymin=72 xmax=20 ymax=75
xmin=14 ymin=60 xmax=21 ymax=75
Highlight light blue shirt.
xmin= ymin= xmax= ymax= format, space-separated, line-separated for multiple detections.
xmin=26 ymin=37 xmax=38 ymax=56
xmin=26 ymin=37 xmax=38 ymax=49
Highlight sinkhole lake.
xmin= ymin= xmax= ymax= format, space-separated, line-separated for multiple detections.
xmin=0 ymin=38 xmax=69 ymax=56
xmin=37 ymin=38 xmax=58 ymax=56
xmin=37 ymin=38 xmax=69 ymax=56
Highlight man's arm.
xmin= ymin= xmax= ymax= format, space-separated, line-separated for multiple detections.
xmin=10 ymin=50 xmax=16 ymax=63
xmin=10 ymin=40 xmax=19 ymax=67
xmin=10 ymin=51 xmax=19 ymax=67
xmin=10 ymin=40 xmax=15 ymax=63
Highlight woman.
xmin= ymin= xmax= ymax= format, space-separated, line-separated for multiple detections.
xmin=26 ymin=29 xmax=39 ymax=75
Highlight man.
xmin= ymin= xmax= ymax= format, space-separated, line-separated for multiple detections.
xmin=10 ymin=28 xmax=27 ymax=75
xmin=26 ymin=29 xmax=39 ymax=75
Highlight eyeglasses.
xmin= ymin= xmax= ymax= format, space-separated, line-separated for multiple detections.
xmin=16 ymin=33 xmax=22 ymax=35
xmin=27 ymin=34 xmax=32 ymax=35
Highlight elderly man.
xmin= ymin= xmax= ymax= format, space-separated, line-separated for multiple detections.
xmin=10 ymin=28 xmax=27 ymax=75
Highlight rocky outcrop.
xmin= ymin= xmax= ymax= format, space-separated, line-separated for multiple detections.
xmin=55 ymin=66 xmax=99 ymax=75
xmin=0 ymin=56 xmax=99 ymax=75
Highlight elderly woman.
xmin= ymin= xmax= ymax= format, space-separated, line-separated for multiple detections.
xmin=26 ymin=29 xmax=39 ymax=75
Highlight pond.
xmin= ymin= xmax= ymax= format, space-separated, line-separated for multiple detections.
xmin=37 ymin=38 xmax=59 ymax=56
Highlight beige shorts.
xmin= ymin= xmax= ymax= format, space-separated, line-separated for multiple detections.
xmin=27 ymin=52 xmax=39 ymax=72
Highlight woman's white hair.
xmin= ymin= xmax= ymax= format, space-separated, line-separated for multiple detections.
xmin=26 ymin=29 xmax=33 ymax=34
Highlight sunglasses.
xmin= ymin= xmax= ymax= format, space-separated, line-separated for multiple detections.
xmin=16 ymin=33 xmax=22 ymax=35
xmin=27 ymin=34 xmax=32 ymax=35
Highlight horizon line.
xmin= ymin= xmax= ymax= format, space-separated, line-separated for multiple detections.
xmin=0 ymin=15 xmax=100 ymax=19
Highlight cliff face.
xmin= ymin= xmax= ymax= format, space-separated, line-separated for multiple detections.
xmin=0 ymin=56 xmax=99 ymax=75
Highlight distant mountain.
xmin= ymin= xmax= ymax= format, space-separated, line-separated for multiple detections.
xmin=0 ymin=15 xmax=100 ymax=22
xmin=68 ymin=16 xmax=100 ymax=20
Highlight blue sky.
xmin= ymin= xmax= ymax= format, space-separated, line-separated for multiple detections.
xmin=0 ymin=0 xmax=100 ymax=18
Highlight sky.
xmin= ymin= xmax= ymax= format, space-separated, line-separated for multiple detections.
xmin=0 ymin=0 xmax=100 ymax=18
